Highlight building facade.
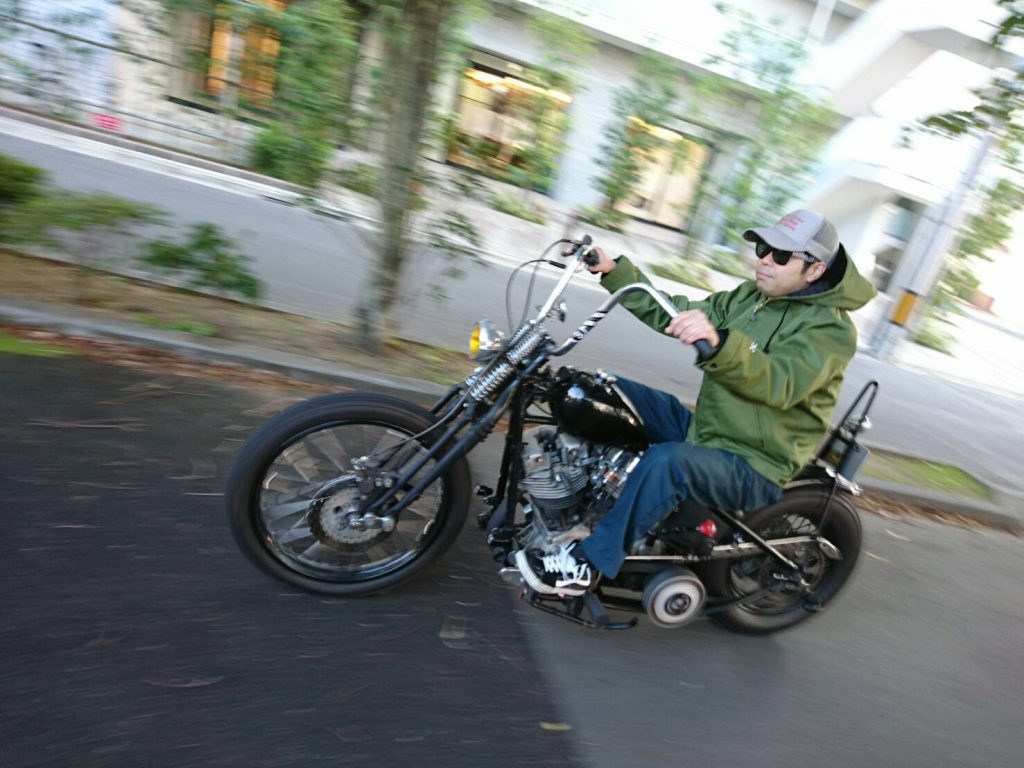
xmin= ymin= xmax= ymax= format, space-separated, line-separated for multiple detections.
xmin=2 ymin=0 xmax=1020 ymax=339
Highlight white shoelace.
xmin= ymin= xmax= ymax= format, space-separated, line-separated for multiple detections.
xmin=541 ymin=546 xmax=591 ymax=587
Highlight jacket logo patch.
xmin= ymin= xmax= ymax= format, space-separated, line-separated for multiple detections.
xmin=749 ymin=342 xmax=759 ymax=353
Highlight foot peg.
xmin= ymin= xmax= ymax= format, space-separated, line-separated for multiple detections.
xmin=524 ymin=589 xmax=637 ymax=630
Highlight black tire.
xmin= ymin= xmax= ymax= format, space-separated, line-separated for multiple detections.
xmin=226 ymin=393 xmax=471 ymax=596
xmin=705 ymin=486 xmax=861 ymax=635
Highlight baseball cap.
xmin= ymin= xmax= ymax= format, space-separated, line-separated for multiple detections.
xmin=743 ymin=209 xmax=839 ymax=264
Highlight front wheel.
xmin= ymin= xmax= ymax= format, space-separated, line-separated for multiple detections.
xmin=226 ymin=393 xmax=471 ymax=596
xmin=704 ymin=486 xmax=862 ymax=635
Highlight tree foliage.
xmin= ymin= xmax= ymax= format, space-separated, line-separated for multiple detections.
xmin=920 ymin=0 xmax=1023 ymax=154
xmin=594 ymin=51 xmax=683 ymax=216
xmin=248 ymin=0 xmax=360 ymax=187
xmin=697 ymin=6 xmax=835 ymax=248
xmin=511 ymin=8 xmax=594 ymax=194
xmin=917 ymin=0 xmax=1023 ymax=309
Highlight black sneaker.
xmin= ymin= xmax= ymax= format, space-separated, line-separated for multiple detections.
xmin=515 ymin=543 xmax=595 ymax=596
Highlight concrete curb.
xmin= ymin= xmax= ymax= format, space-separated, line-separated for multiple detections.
xmin=0 ymin=105 xmax=306 ymax=195
xmin=854 ymin=478 xmax=1020 ymax=533
xmin=3 ymin=297 xmax=1020 ymax=533
xmin=0 ymin=299 xmax=447 ymax=405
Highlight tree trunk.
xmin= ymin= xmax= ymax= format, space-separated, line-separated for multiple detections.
xmin=361 ymin=0 xmax=455 ymax=352
xmin=219 ymin=21 xmax=244 ymax=164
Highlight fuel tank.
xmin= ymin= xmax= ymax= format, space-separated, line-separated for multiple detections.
xmin=548 ymin=368 xmax=647 ymax=452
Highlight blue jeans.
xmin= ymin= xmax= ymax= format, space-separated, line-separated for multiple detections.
xmin=577 ymin=378 xmax=782 ymax=578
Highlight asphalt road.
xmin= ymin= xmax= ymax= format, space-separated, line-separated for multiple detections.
xmin=2 ymin=354 xmax=1023 ymax=767
xmin=1 ymin=127 xmax=1023 ymax=507
xmin=0 ymin=355 xmax=576 ymax=767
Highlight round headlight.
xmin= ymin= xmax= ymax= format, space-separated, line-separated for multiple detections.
xmin=469 ymin=324 xmax=482 ymax=359
xmin=468 ymin=320 xmax=506 ymax=361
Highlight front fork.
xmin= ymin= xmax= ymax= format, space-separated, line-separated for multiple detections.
xmin=363 ymin=357 xmax=547 ymax=523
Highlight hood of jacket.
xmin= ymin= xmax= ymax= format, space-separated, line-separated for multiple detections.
xmin=784 ymin=244 xmax=876 ymax=310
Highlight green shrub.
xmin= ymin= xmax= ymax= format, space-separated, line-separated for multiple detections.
xmin=650 ymin=259 xmax=713 ymax=291
xmin=0 ymin=154 xmax=46 ymax=209
xmin=489 ymin=192 xmax=546 ymax=224
xmin=249 ymin=125 xmax=331 ymax=188
xmin=911 ymin=315 xmax=954 ymax=355
xmin=472 ymin=137 xmax=502 ymax=160
xmin=1 ymin=189 xmax=167 ymax=301
xmin=576 ymin=205 xmax=627 ymax=233
xmin=140 ymin=223 xmax=261 ymax=300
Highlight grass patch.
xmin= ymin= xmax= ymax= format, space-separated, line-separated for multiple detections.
xmin=861 ymin=449 xmax=992 ymax=501
xmin=0 ymin=329 xmax=74 ymax=357
xmin=139 ymin=315 xmax=219 ymax=337
xmin=0 ymin=250 xmax=477 ymax=387
xmin=381 ymin=337 xmax=474 ymax=386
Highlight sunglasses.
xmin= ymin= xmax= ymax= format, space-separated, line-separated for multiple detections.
xmin=754 ymin=240 xmax=820 ymax=266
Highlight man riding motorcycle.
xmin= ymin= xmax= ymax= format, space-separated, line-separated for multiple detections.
xmin=516 ymin=209 xmax=877 ymax=596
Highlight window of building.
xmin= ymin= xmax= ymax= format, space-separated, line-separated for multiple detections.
xmin=173 ymin=1 xmax=286 ymax=112
xmin=447 ymin=52 xmax=573 ymax=193
xmin=614 ymin=119 xmax=711 ymax=231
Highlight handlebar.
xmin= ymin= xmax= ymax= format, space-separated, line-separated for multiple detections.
xmin=549 ymin=282 xmax=716 ymax=360
xmin=546 ymin=237 xmax=716 ymax=360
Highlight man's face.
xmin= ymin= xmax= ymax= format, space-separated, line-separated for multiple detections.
xmin=754 ymin=247 xmax=825 ymax=297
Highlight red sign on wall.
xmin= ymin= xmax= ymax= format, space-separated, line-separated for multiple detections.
xmin=90 ymin=113 xmax=124 ymax=132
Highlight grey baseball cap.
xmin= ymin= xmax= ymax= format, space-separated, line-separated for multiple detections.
xmin=743 ymin=209 xmax=839 ymax=264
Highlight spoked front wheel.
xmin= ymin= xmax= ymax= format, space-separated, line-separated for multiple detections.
xmin=226 ymin=393 xmax=470 ymax=595
xmin=705 ymin=487 xmax=862 ymax=634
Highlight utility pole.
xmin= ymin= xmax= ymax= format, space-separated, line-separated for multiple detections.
xmin=868 ymin=67 xmax=1023 ymax=360
xmin=869 ymin=129 xmax=997 ymax=360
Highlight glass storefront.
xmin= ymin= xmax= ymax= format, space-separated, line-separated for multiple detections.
xmin=447 ymin=53 xmax=572 ymax=192
xmin=614 ymin=120 xmax=711 ymax=230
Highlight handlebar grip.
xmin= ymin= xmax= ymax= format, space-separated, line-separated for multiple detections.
xmin=694 ymin=339 xmax=715 ymax=359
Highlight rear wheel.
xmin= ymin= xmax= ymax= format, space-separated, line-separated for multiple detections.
xmin=226 ymin=393 xmax=470 ymax=596
xmin=705 ymin=487 xmax=861 ymax=635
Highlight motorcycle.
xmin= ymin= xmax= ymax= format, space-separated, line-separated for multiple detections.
xmin=226 ymin=236 xmax=877 ymax=634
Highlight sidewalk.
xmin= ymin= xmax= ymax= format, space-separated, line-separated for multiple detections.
xmin=1 ymin=295 xmax=1017 ymax=533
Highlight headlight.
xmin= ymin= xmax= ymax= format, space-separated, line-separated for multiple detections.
xmin=469 ymin=320 xmax=506 ymax=361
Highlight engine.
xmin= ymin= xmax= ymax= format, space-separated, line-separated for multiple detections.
xmin=517 ymin=427 xmax=639 ymax=553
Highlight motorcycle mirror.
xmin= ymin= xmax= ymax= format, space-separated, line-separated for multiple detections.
xmin=535 ymin=303 xmax=567 ymax=321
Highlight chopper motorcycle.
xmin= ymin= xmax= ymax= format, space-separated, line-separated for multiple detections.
xmin=226 ymin=236 xmax=876 ymax=634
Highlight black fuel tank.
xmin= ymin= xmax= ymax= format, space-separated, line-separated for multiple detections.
xmin=548 ymin=368 xmax=648 ymax=452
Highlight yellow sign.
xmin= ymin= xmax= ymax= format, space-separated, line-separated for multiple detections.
xmin=890 ymin=290 xmax=919 ymax=327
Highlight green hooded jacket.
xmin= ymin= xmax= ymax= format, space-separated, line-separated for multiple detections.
xmin=600 ymin=247 xmax=877 ymax=486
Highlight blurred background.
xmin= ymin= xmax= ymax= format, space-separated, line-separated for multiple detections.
xmin=1 ymin=0 xmax=1022 ymax=374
